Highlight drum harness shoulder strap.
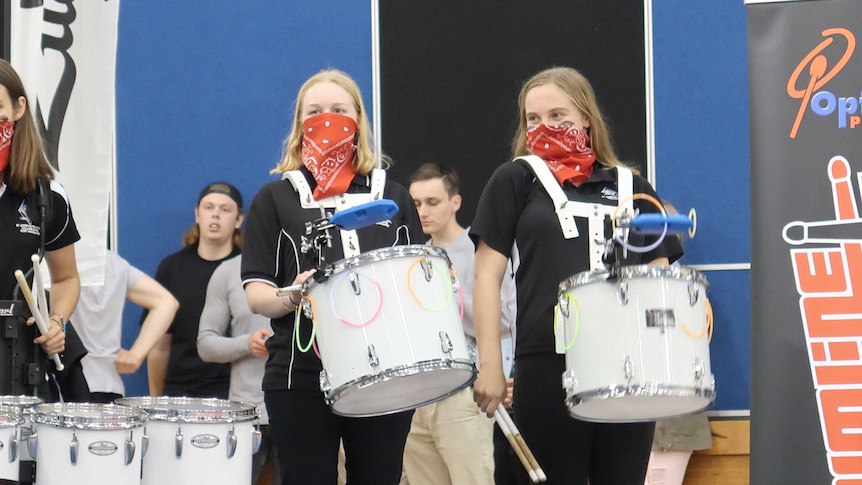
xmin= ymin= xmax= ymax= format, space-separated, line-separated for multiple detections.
xmin=515 ymin=155 xmax=633 ymax=272
xmin=283 ymin=169 xmax=386 ymax=258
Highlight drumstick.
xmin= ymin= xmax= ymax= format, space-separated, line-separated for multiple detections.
xmin=31 ymin=255 xmax=50 ymax=326
xmin=13 ymin=270 xmax=64 ymax=371
xmin=497 ymin=403 xmax=547 ymax=482
xmin=495 ymin=410 xmax=539 ymax=482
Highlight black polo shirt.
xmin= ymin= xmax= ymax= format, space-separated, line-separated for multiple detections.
xmin=241 ymin=168 xmax=423 ymax=392
xmin=0 ymin=181 xmax=80 ymax=300
xmin=470 ymin=160 xmax=683 ymax=357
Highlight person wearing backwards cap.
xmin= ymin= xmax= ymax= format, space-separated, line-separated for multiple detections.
xmin=144 ymin=181 xmax=243 ymax=398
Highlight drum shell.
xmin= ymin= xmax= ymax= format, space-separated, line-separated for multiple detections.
xmin=115 ymin=396 xmax=258 ymax=485
xmin=0 ymin=396 xmax=42 ymax=463
xmin=557 ymin=265 xmax=715 ymax=422
xmin=30 ymin=403 xmax=147 ymax=485
xmin=0 ymin=404 xmax=23 ymax=481
xmin=305 ymin=245 xmax=476 ymax=417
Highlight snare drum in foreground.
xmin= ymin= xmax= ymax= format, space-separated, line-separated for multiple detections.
xmin=556 ymin=265 xmax=715 ymax=422
xmin=0 ymin=395 xmax=42 ymax=462
xmin=115 ymin=397 xmax=260 ymax=485
xmin=30 ymin=403 xmax=148 ymax=485
xmin=0 ymin=404 xmax=23 ymax=482
xmin=303 ymin=245 xmax=476 ymax=417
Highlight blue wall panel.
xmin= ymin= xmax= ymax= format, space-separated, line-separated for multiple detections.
xmin=117 ymin=1 xmax=372 ymax=396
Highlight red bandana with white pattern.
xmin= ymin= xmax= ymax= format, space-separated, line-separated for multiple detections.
xmin=301 ymin=113 xmax=358 ymax=200
xmin=0 ymin=120 xmax=13 ymax=173
xmin=526 ymin=123 xmax=596 ymax=185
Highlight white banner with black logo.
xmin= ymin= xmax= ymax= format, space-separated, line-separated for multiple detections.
xmin=9 ymin=0 xmax=120 ymax=285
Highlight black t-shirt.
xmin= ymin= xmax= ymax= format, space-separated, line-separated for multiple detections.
xmin=146 ymin=246 xmax=236 ymax=398
xmin=469 ymin=160 xmax=683 ymax=357
xmin=241 ymin=169 xmax=424 ymax=392
xmin=0 ymin=181 xmax=80 ymax=300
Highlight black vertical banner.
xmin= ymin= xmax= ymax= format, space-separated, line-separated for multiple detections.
xmin=748 ymin=1 xmax=862 ymax=484
xmin=379 ymin=0 xmax=646 ymax=226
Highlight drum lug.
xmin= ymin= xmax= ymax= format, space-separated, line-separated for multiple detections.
xmin=367 ymin=344 xmax=380 ymax=369
xmin=557 ymin=293 xmax=570 ymax=318
xmin=693 ymin=358 xmax=704 ymax=382
xmin=421 ymin=257 xmax=434 ymax=281
xmin=562 ymin=368 xmax=578 ymax=391
xmin=348 ymin=270 xmax=362 ymax=295
xmin=175 ymin=426 xmax=183 ymax=458
xmin=9 ymin=431 xmax=17 ymax=463
xmin=439 ymin=331 xmax=454 ymax=354
xmin=27 ymin=431 xmax=37 ymax=460
xmin=688 ymin=279 xmax=700 ymax=306
xmin=226 ymin=426 xmax=238 ymax=459
xmin=301 ymin=298 xmax=313 ymax=319
xmin=70 ymin=431 xmax=79 ymax=466
xmin=320 ymin=369 xmax=332 ymax=392
xmin=617 ymin=281 xmax=629 ymax=305
xmin=252 ymin=424 xmax=262 ymax=454
xmin=142 ymin=428 xmax=149 ymax=458
xmin=125 ymin=430 xmax=136 ymax=466
xmin=624 ymin=355 xmax=634 ymax=381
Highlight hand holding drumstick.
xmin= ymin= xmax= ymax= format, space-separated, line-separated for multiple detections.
xmin=13 ymin=269 xmax=64 ymax=370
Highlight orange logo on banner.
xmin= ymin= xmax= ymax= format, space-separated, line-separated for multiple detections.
xmin=787 ymin=28 xmax=855 ymax=139
xmin=785 ymin=157 xmax=862 ymax=483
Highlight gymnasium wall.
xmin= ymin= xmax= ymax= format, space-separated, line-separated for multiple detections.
xmin=114 ymin=1 xmax=752 ymax=410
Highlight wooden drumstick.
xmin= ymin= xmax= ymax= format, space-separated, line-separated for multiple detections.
xmin=495 ymin=409 xmax=539 ymax=483
xmin=497 ymin=403 xmax=547 ymax=482
xmin=13 ymin=270 xmax=64 ymax=371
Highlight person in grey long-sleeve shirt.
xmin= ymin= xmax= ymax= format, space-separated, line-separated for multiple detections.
xmin=197 ymin=255 xmax=280 ymax=484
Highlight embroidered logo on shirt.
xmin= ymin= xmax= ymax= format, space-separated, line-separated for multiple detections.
xmin=600 ymin=187 xmax=619 ymax=200
xmin=376 ymin=220 xmax=392 ymax=228
xmin=16 ymin=201 xmax=40 ymax=236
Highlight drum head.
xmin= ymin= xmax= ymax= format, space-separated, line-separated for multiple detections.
xmin=330 ymin=363 xmax=476 ymax=417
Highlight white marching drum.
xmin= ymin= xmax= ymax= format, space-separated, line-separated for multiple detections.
xmin=556 ymin=265 xmax=715 ymax=422
xmin=115 ymin=397 xmax=260 ymax=485
xmin=0 ymin=395 xmax=42 ymax=462
xmin=0 ymin=405 xmax=23 ymax=481
xmin=303 ymin=245 xmax=476 ymax=417
xmin=29 ymin=403 xmax=148 ymax=485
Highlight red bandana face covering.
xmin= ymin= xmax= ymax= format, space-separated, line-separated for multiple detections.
xmin=526 ymin=123 xmax=597 ymax=185
xmin=0 ymin=119 xmax=13 ymax=173
xmin=301 ymin=113 xmax=359 ymax=200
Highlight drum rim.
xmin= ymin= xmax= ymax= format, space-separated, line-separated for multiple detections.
xmin=0 ymin=395 xmax=43 ymax=408
xmin=114 ymin=396 xmax=258 ymax=423
xmin=0 ymin=404 xmax=24 ymax=427
xmin=558 ymin=264 xmax=709 ymax=293
xmin=32 ymin=403 xmax=148 ymax=429
xmin=304 ymin=244 xmax=452 ymax=291
xmin=326 ymin=359 xmax=477 ymax=417
xmin=565 ymin=383 xmax=716 ymax=423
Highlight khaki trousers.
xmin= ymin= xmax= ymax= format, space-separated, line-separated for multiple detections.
xmin=399 ymin=388 xmax=494 ymax=485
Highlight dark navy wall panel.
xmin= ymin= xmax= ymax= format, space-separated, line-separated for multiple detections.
xmin=116 ymin=1 xmax=372 ymax=396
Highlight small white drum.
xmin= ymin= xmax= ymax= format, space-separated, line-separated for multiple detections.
xmin=303 ymin=245 xmax=476 ymax=417
xmin=0 ymin=395 xmax=42 ymax=462
xmin=0 ymin=404 xmax=23 ymax=481
xmin=556 ymin=265 xmax=715 ymax=422
xmin=29 ymin=403 xmax=148 ymax=485
xmin=115 ymin=397 xmax=260 ymax=485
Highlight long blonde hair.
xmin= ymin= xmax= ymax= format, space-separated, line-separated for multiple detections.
xmin=272 ymin=69 xmax=376 ymax=175
xmin=512 ymin=66 xmax=633 ymax=173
